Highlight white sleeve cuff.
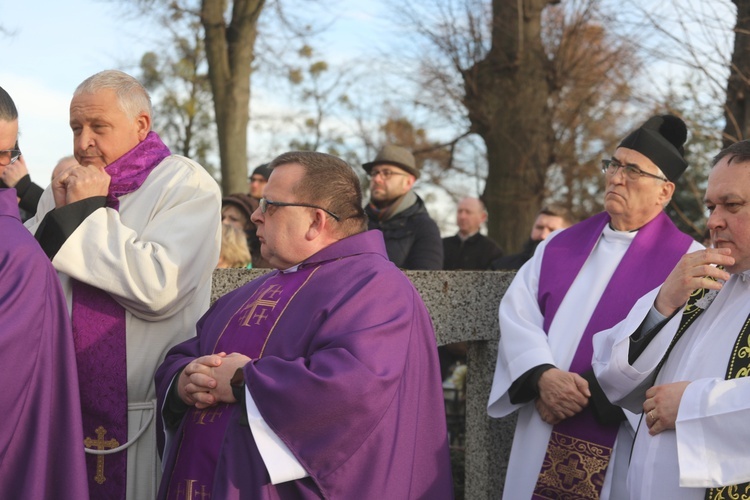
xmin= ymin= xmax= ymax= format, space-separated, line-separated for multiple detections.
xmin=245 ymin=386 xmax=309 ymax=484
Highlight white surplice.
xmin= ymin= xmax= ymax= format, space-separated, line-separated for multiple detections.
xmin=26 ymin=155 xmax=221 ymax=500
xmin=487 ymin=224 xmax=702 ymax=500
xmin=593 ymin=271 xmax=750 ymax=499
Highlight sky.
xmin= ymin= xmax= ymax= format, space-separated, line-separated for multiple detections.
xmin=2 ymin=0 xmax=388 ymax=186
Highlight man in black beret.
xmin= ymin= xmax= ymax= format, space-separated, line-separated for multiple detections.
xmin=488 ymin=115 xmax=704 ymax=499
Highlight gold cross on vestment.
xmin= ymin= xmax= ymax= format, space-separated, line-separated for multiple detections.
xmin=175 ymin=479 xmax=211 ymax=500
xmin=83 ymin=426 xmax=120 ymax=484
xmin=556 ymin=455 xmax=586 ymax=487
xmin=239 ymin=284 xmax=283 ymax=326
xmin=193 ymin=405 xmax=224 ymax=425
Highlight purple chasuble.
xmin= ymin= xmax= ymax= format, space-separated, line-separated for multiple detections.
xmin=533 ymin=211 xmax=692 ymax=499
xmin=155 ymin=230 xmax=453 ymax=500
xmin=0 ymin=189 xmax=89 ymax=498
xmin=73 ymin=132 xmax=170 ymax=499
xmin=165 ymin=265 xmax=321 ymax=498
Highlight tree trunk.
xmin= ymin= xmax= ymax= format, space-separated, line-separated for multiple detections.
xmin=723 ymin=0 xmax=750 ymax=147
xmin=202 ymin=0 xmax=265 ymax=194
xmin=464 ymin=0 xmax=556 ymax=253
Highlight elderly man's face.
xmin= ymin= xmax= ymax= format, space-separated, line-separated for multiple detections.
xmin=705 ymin=157 xmax=750 ymax=274
xmin=603 ymin=147 xmax=674 ymax=231
xmin=251 ymin=163 xmax=317 ymax=269
xmin=0 ymin=119 xmax=18 ymax=178
xmin=70 ymin=88 xmax=149 ymax=168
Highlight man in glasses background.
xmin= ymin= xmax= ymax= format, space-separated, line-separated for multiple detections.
xmin=487 ymin=115 xmax=703 ymax=499
xmin=155 ymin=151 xmax=453 ymax=499
xmin=363 ymin=144 xmax=443 ymax=270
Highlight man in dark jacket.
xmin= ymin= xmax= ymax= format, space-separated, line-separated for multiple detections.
xmin=443 ymin=197 xmax=503 ymax=270
xmin=363 ymin=145 xmax=442 ymax=269
xmin=490 ymin=204 xmax=573 ymax=270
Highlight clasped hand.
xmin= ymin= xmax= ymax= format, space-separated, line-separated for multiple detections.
xmin=535 ymin=368 xmax=590 ymax=425
xmin=177 ymin=352 xmax=252 ymax=409
xmin=52 ymin=162 xmax=111 ymax=208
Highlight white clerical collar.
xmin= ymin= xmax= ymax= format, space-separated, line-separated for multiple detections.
xmin=281 ymin=264 xmax=301 ymax=274
xmin=736 ymin=269 xmax=750 ymax=283
xmin=602 ymin=223 xmax=638 ymax=242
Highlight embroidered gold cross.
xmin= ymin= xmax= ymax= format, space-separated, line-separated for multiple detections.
xmin=239 ymin=284 xmax=282 ymax=326
xmin=557 ymin=456 xmax=586 ymax=487
xmin=83 ymin=426 xmax=119 ymax=484
xmin=175 ymin=479 xmax=211 ymax=500
xmin=193 ymin=405 xmax=224 ymax=425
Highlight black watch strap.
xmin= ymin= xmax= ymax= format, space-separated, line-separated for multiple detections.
xmin=231 ymin=367 xmax=246 ymax=402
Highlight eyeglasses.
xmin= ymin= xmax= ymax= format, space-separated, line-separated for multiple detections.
xmin=369 ymin=168 xmax=409 ymax=180
xmin=0 ymin=149 xmax=22 ymax=166
xmin=601 ymin=159 xmax=668 ymax=182
xmin=259 ymin=197 xmax=340 ymax=221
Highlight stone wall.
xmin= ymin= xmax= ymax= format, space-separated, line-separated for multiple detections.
xmin=212 ymin=269 xmax=516 ymax=498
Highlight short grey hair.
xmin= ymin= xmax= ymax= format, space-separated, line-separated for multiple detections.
xmin=74 ymin=70 xmax=152 ymax=125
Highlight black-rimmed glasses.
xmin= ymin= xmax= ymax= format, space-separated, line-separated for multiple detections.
xmin=601 ymin=158 xmax=668 ymax=182
xmin=259 ymin=197 xmax=340 ymax=221
xmin=0 ymin=149 xmax=22 ymax=166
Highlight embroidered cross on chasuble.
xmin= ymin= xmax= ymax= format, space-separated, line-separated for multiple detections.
xmin=166 ymin=265 xmax=320 ymax=498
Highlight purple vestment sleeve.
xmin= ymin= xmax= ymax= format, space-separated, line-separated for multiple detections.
xmin=0 ymin=188 xmax=89 ymax=498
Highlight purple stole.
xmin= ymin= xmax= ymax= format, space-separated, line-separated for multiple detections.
xmin=533 ymin=211 xmax=692 ymax=499
xmin=166 ymin=265 xmax=321 ymax=497
xmin=73 ymin=132 xmax=170 ymax=499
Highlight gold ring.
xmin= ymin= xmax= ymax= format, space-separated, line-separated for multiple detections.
xmin=649 ymin=410 xmax=655 ymax=421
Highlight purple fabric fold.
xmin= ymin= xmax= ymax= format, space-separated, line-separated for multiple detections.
xmin=0 ymin=188 xmax=89 ymax=498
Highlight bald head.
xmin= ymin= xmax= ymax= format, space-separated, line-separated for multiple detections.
xmin=456 ymin=197 xmax=487 ymax=237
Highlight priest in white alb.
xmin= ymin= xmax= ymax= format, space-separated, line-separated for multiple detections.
xmin=487 ymin=115 xmax=703 ymax=499
xmin=593 ymin=139 xmax=750 ymax=499
xmin=25 ymin=70 xmax=221 ymax=500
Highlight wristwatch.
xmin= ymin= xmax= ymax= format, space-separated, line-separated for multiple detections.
xmin=230 ymin=367 xmax=245 ymax=403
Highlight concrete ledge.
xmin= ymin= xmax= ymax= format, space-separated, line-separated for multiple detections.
xmin=212 ymin=269 xmax=515 ymax=498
